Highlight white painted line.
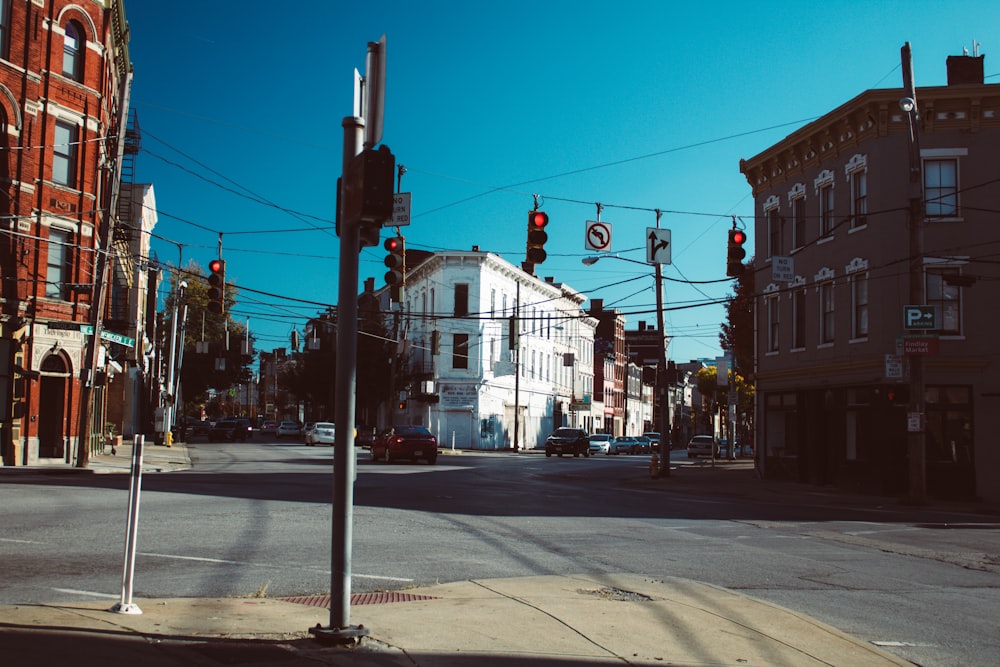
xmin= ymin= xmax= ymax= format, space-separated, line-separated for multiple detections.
xmin=0 ymin=538 xmax=44 ymax=544
xmin=354 ymin=573 xmax=414 ymax=582
xmin=51 ymin=588 xmax=119 ymax=599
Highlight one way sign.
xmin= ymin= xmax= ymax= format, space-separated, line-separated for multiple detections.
xmin=646 ymin=228 xmax=671 ymax=264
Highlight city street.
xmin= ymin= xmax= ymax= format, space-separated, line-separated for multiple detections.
xmin=2 ymin=438 xmax=998 ymax=666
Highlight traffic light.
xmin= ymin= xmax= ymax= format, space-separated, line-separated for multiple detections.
xmin=526 ymin=210 xmax=549 ymax=265
xmin=384 ymin=236 xmax=405 ymax=299
xmin=207 ymin=259 xmax=226 ymax=314
xmin=726 ymin=229 xmax=747 ymax=277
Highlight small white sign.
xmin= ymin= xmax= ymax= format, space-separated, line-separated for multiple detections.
xmin=585 ymin=221 xmax=612 ymax=252
xmin=646 ymin=228 xmax=671 ymax=264
xmin=388 ymin=192 xmax=411 ymax=227
xmin=772 ymin=256 xmax=794 ymax=282
xmin=884 ymin=354 xmax=904 ymax=379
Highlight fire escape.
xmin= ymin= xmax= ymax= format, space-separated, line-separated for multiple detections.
xmin=107 ymin=110 xmax=141 ymax=335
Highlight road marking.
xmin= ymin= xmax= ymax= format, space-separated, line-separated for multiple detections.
xmin=354 ymin=573 xmax=414 ymax=582
xmin=136 ymin=552 xmax=414 ymax=584
xmin=0 ymin=537 xmax=44 ymax=544
xmin=51 ymin=588 xmax=119 ymax=599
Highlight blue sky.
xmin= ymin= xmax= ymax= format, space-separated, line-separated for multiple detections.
xmin=123 ymin=1 xmax=999 ymax=365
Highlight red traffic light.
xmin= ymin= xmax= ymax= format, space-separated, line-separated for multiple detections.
xmin=731 ymin=229 xmax=747 ymax=245
xmin=530 ymin=211 xmax=549 ymax=228
xmin=384 ymin=237 xmax=402 ymax=252
xmin=209 ymin=259 xmax=223 ymax=273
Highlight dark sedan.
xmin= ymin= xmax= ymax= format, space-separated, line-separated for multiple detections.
xmin=371 ymin=425 xmax=438 ymax=464
xmin=207 ymin=418 xmax=252 ymax=442
xmin=545 ymin=427 xmax=590 ymax=457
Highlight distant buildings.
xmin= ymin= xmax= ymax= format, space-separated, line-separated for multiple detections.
xmin=740 ymin=51 xmax=1000 ymax=502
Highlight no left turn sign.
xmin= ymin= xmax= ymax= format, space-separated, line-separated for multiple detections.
xmin=586 ymin=221 xmax=612 ymax=252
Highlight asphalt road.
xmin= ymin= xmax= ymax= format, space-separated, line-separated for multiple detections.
xmin=2 ymin=438 xmax=998 ymax=666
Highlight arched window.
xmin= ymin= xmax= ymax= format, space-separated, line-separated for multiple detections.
xmin=62 ymin=21 xmax=83 ymax=80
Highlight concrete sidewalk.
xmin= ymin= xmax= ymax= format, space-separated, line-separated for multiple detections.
xmin=0 ymin=573 xmax=912 ymax=666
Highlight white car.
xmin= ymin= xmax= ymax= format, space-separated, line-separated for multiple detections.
xmin=588 ymin=434 xmax=612 ymax=455
xmin=306 ymin=422 xmax=335 ymax=445
xmin=276 ymin=420 xmax=302 ymax=439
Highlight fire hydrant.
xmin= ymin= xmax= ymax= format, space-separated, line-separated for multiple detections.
xmin=165 ymin=430 xmax=173 ymax=447
xmin=649 ymin=452 xmax=660 ymax=479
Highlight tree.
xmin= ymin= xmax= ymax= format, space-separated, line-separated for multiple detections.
xmin=720 ymin=260 xmax=755 ymax=377
xmin=163 ymin=260 xmax=255 ymax=417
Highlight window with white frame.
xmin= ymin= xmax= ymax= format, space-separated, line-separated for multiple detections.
xmin=850 ymin=272 xmax=868 ymax=339
xmin=53 ymin=121 xmax=78 ymax=187
xmin=926 ymin=267 xmax=962 ymax=335
xmin=46 ymin=228 xmax=73 ymax=299
xmin=845 ymin=154 xmax=867 ymax=229
xmin=792 ymin=286 xmax=806 ymax=349
xmin=818 ymin=279 xmax=835 ymax=344
xmin=819 ymin=183 xmax=834 ymax=236
xmin=453 ymin=333 xmax=469 ymax=369
xmin=766 ymin=204 xmax=781 ymax=258
xmin=62 ymin=20 xmax=84 ymax=81
xmin=766 ymin=291 xmax=779 ymax=352
xmin=0 ymin=0 xmax=11 ymax=60
xmin=791 ymin=192 xmax=806 ymax=250
xmin=924 ymin=158 xmax=958 ymax=217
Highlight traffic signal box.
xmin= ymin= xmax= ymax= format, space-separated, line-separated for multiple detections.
xmin=726 ymin=229 xmax=747 ymax=277
xmin=207 ymin=259 xmax=226 ymax=314
xmin=525 ymin=210 xmax=549 ymax=266
xmin=339 ymin=145 xmax=395 ymax=248
xmin=384 ymin=236 xmax=405 ymax=301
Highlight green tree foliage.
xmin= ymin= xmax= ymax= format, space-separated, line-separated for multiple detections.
xmin=164 ymin=261 xmax=255 ymax=415
xmin=720 ymin=261 xmax=755 ymax=377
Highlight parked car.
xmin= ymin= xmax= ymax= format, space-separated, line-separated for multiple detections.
xmin=260 ymin=420 xmax=278 ymax=435
xmin=609 ymin=436 xmax=638 ymax=455
xmin=687 ymin=435 xmax=718 ymax=458
xmin=588 ymin=434 xmax=612 ymax=455
xmin=306 ymin=421 xmax=335 ymax=445
xmin=302 ymin=422 xmax=316 ymax=440
xmin=276 ymin=420 xmax=302 ymax=439
xmin=633 ymin=436 xmax=652 ymax=454
xmin=544 ymin=427 xmax=590 ymax=457
xmin=208 ymin=418 xmax=252 ymax=442
xmin=642 ymin=431 xmax=661 ymax=451
xmin=371 ymin=425 xmax=438 ymax=464
xmin=191 ymin=420 xmax=212 ymax=438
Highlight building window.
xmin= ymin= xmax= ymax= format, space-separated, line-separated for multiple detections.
xmin=53 ymin=121 xmax=78 ymax=187
xmin=851 ymin=272 xmax=869 ymax=339
xmin=766 ymin=206 xmax=781 ymax=258
xmin=46 ymin=228 xmax=73 ymax=299
xmin=792 ymin=288 xmax=806 ymax=349
xmin=791 ymin=195 xmax=806 ymax=250
xmin=850 ymin=169 xmax=867 ymax=228
xmin=766 ymin=294 xmax=779 ymax=352
xmin=0 ymin=0 xmax=11 ymax=60
xmin=819 ymin=281 xmax=835 ymax=344
xmin=924 ymin=158 xmax=958 ymax=217
xmin=62 ymin=20 xmax=84 ymax=81
xmin=454 ymin=283 xmax=468 ymax=316
xmin=819 ymin=183 xmax=834 ymax=237
xmin=453 ymin=333 xmax=469 ymax=369
xmin=926 ymin=268 xmax=961 ymax=335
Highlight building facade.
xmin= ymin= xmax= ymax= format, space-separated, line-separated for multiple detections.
xmin=398 ymin=249 xmax=597 ymax=450
xmin=1 ymin=0 xmax=132 ymax=466
xmin=740 ymin=54 xmax=1000 ymax=501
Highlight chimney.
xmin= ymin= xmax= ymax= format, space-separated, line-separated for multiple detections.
xmin=472 ymin=245 xmax=479 ymax=252
xmin=947 ymin=54 xmax=984 ymax=85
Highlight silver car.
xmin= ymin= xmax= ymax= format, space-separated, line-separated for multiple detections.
xmin=687 ymin=435 xmax=718 ymax=458
xmin=588 ymin=434 xmax=612 ymax=455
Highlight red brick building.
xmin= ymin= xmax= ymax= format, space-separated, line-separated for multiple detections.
xmin=0 ymin=1 xmax=132 ymax=466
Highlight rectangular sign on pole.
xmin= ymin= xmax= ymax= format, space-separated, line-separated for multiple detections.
xmin=389 ymin=192 xmax=411 ymax=227
xmin=903 ymin=305 xmax=937 ymax=330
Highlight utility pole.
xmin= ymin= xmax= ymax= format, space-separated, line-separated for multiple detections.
xmin=901 ymin=42 xmax=927 ymax=504
xmin=77 ymin=72 xmax=132 ymax=467
xmin=654 ymin=212 xmax=670 ymax=476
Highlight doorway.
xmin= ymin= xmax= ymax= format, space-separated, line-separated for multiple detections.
xmin=38 ymin=353 xmax=70 ymax=459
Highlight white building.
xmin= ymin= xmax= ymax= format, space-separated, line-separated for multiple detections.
xmin=398 ymin=250 xmax=597 ymax=450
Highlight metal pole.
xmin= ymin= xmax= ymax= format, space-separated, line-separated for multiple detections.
xmin=312 ymin=115 xmax=368 ymax=643
xmin=110 ymin=434 xmax=144 ymax=615
xmin=513 ymin=282 xmax=521 ymax=451
xmin=901 ymin=42 xmax=927 ymax=504
xmin=654 ymin=244 xmax=670 ymax=477
xmin=162 ymin=282 xmax=185 ymax=445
